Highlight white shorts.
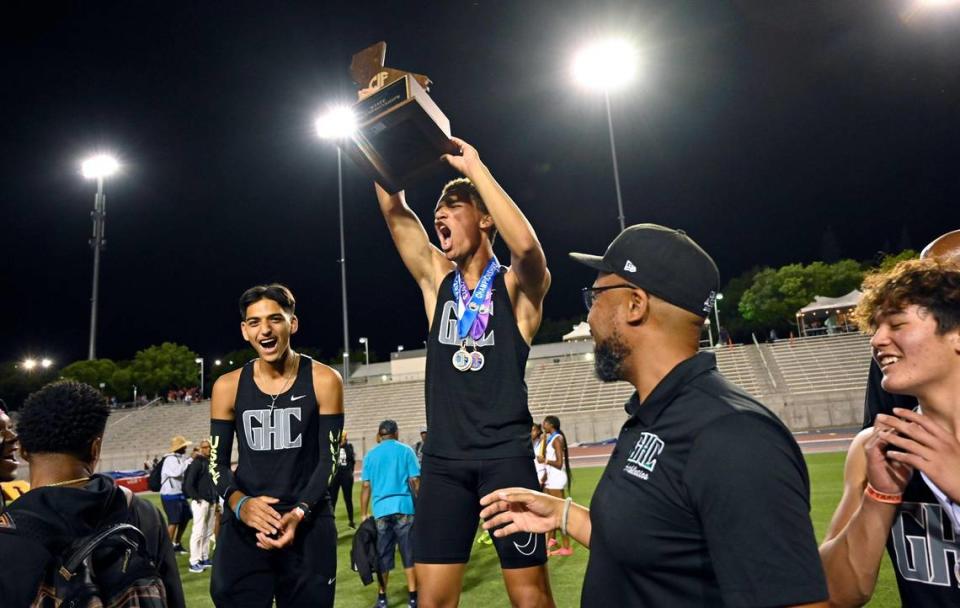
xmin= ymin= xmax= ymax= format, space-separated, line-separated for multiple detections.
xmin=544 ymin=466 xmax=567 ymax=491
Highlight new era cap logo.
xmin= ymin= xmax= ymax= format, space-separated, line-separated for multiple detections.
xmin=624 ymin=260 xmax=637 ymax=272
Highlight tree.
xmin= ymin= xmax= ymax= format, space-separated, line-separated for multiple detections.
xmin=739 ymin=259 xmax=864 ymax=330
xmin=716 ymin=267 xmax=764 ymax=342
xmin=61 ymin=359 xmax=119 ymax=394
xmin=129 ymin=343 xmax=200 ymax=397
xmin=877 ymin=249 xmax=917 ymax=271
xmin=534 ymin=316 xmax=587 ymax=344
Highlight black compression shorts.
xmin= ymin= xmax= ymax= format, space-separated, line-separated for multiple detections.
xmin=210 ymin=510 xmax=337 ymax=608
xmin=413 ymin=455 xmax=547 ymax=569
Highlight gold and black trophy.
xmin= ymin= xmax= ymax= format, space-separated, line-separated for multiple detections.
xmin=342 ymin=41 xmax=459 ymax=193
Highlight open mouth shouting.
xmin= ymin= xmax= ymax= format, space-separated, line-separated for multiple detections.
xmin=436 ymin=222 xmax=453 ymax=253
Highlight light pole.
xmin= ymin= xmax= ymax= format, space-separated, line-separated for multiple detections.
xmin=358 ymin=337 xmax=370 ymax=367
xmin=572 ymin=38 xmax=639 ymax=231
xmin=316 ymin=106 xmax=358 ymax=381
xmin=81 ymin=154 xmax=120 ymax=360
xmin=714 ymin=293 xmax=724 ymax=345
xmin=195 ymin=357 xmax=204 ymax=398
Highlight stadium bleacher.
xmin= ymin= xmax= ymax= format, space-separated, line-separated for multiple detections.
xmin=93 ymin=333 xmax=874 ymax=471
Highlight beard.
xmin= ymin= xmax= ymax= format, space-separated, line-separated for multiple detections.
xmin=594 ymin=328 xmax=630 ymax=382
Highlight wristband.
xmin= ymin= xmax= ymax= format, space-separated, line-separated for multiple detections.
xmin=561 ymin=497 xmax=573 ymax=536
xmin=865 ymin=483 xmax=903 ymax=505
xmin=234 ymin=495 xmax=252 ymax=522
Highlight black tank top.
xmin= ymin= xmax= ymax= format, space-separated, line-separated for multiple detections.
xmin=885 ymin=472 xmax=960 ymax=606
xmin=233 ymin=355 xmax=329 ymax=513
xmin=424 ymin=268 xmax=533 ymax=459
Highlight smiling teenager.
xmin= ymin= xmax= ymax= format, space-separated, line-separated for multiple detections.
xmin=374 ymin=137 xmax=553 ymax=608
xmin=820 ymin=257 xmax=960 ymax=607
xmin=208 ymin=284 xmax=344 ymax=608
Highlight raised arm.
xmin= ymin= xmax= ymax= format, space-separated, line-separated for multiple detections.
xmin=819 ymin=428 xmax=909 ymax=607
xmin=442 ymin=138 xmax=550 ymax=303
xmin=375 ymin=184 xmax=453 ymax=321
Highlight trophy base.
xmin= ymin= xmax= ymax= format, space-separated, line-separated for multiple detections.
xmin=344 ymin=75 xmax=458 ymax=193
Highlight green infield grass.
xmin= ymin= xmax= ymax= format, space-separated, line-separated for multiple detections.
xmin=150 ymin=451 xmax=898 ymax=607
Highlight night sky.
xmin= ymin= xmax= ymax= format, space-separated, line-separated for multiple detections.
xmin=3 ymin=0 xmax=959 ymax=366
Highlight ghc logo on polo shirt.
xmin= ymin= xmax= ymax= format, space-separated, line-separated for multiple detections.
xmin=623 ymin=432 xmax=664 ymax=481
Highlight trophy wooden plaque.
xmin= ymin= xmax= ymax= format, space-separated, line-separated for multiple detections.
xmin=343 ymin=42 xmax=458 ymax=193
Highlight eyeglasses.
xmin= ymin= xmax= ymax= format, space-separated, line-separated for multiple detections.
xmin=581 ymin=284 xmax=637 ymax=312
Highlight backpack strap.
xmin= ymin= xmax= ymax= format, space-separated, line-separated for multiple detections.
xmin=59 ymin=523 xmax=147 ymax=581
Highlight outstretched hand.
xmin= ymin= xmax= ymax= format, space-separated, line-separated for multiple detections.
xmin=478 ymin=487 xmax=562 ymax=538
xmin=441 ymin=136 xmax=481 ymax=177
xmin=877 ymin=408 xmax=960 ymax=502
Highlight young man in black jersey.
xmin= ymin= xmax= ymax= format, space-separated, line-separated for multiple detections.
xmin=375 ymin=137 xmax=553 ymax=607
xmin=208 ymin=284 xmax=344 ymax=608
xmin=820 ymin=258 xmax=960 ymax=607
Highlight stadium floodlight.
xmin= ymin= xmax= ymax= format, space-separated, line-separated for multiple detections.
xmin=572 ymin=38 xmax=639 ymax=92
xmin=22 ymin=358 xmax=37 ymax=371
xmin=714 ymin=293 xmax=724 ymax=345
xmin=81 ymin=152 xmax=121 ymax=360
xmin=315 ymin=104 xmax=356 ymax=382
xmin=359 ymin=337 xmax=370 ymax=367
xmin=315 ymin=106 xmax=357 ymax=140
xmin=195 ymin=358 xmax=204 ymax=399
xmin=40 ymin=358 xmax=53 ymax=369
xmin=81 ymin=154 xmax=120 ymax=179
xmin=571 ymin=38 xmax=640 ymax=231
xmin=214 ymin=359 xmax=222 ymax=366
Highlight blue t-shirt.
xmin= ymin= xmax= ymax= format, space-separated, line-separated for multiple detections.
xmin=361 ymin=439 xmax=420 ymax=519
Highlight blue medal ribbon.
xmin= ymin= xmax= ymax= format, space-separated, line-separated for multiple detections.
xmin=453 ymin=256 xmax=500 ymax=342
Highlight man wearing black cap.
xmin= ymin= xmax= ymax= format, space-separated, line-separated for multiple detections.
xmin=361 ymin=420 xmax=421 ymax=608
xmin=480 ymin=224 xmax=829 ymax=607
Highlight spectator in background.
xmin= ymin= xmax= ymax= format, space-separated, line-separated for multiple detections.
xmin=540 ymin=416 xmax=572 ymax=556
xmin=0 ymin=381 xmax=185 ymax=607
xmin=361 ymin=420 xmax=421 ymax=608
xmin=531 ymin=423 xmax=546 ymax=490
xmin=184 ymin=438 xmax=218 ymax=573
xmin=329 ymin=432 xmax=357 ymax=529
xmin=160 ymin=435 xmax=193 ymax=553
xmin=414 ymin=426 xmax=427 ymax=464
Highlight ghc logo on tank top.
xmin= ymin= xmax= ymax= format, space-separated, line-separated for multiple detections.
xmin=891 ymin=502 xmax=960 ymax=587
xmin=242 ymin=407 xmax=303 ymax=451
xmin=438 ymin=300 xmax=495 ymax=346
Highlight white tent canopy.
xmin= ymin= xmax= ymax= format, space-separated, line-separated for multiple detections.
xmin=562 ymin=321 xmax=592 ymax=341
xmin=799 ymin=290 xmax=862 ymax=315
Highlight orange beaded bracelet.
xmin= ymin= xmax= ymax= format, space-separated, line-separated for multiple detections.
xmin=865 ymin=483 xmax=903 ymax=505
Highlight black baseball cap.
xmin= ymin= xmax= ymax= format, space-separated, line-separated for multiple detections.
xmin=570 ymin=223 xmax=720 ymax=317
xmin=378 ymin=419 xmax=398 ymax=435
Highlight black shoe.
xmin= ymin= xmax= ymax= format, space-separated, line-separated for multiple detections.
xmin=173 ymin=544 xmax=187 ymax=554
xmin=348 ymin=521 xmax=356 ymax=529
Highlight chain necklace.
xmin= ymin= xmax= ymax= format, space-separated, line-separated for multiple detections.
xmin=44 ymin=476 xmax=91 ymax=488
xmin=261 ymin=354 xmax=299 ymax=410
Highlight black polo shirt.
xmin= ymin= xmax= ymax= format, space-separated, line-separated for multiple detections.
xmin=583 ymin=352 xmax=827 ymax=607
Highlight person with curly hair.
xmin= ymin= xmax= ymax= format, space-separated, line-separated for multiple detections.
xmin=0 ymin=380 xmax=185 ymax=607
xmin=820 ymin=257 xmax=960 ymax=607
xmin=861 ymin=229 xmax=960 ymax=428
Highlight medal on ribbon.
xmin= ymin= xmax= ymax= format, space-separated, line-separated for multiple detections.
xmin=452 ymin=257 xmax=499 ymax=372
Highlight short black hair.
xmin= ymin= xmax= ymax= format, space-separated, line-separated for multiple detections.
xmin=438 ymin=178 xmax=498 ymax=243
xmin=239 ymin=283 xmax=296 ymax=319
xmin=18 ymin=381 xmax=110 ymax=461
